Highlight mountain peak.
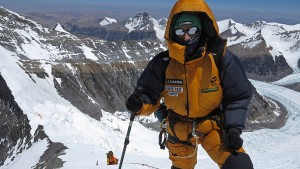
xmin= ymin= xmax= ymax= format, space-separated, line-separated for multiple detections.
xmin=125 ymin=12 xmax=153 ymax=33
xmin=134 ymin=12 xmax=150 ymax=18
xmin=218 ymin=19 xmax=239 ymax=34
xmin=54 ymin=23 xmax=68 ymax=33
xmin=248 ymin=20 xmax=267 ymax=28
xmin=99 ymin=17 xmax=117 ymax=26
xmin=228 ymin=18 xmax=237 ymax=25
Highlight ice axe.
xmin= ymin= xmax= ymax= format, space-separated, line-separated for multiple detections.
xmin=118 ymin=92 xmax=152 ymax=169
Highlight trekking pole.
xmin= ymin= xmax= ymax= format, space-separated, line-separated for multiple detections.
xmin=119 ymin=87 xmax=152 ymax=168
xmin=118 ymin=113 xmax=135 ymax=169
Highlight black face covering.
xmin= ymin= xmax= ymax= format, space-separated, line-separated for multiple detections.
xmin=184 ymin=35 xmax=200 ymax=57
xmin=174 ymin=33 xmax=202 ymax=60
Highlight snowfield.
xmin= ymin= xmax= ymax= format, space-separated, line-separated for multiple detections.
xmin=1 ymin=40 xmax=300 ymax=168
xmin=1 ymin=11 xmax=300 ymax=168
xmin=245 ymin=80 xmax=300 ymax=169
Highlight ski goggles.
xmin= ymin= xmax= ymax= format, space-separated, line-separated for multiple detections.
xmin=175 ymin=26 xmax=199 ymax=36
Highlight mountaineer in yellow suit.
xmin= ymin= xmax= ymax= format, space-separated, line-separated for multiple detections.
xmin=106 ymin=151 xmax=118 ymax=165
xmin=126 ymin=0 xmax=253 ymax=168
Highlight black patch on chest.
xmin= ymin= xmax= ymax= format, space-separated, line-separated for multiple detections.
xmin=166 ymin=79 xmax=183 ymax=85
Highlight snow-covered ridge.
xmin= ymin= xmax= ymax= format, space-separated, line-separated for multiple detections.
xmin=54 ymin=23 xmax=68 ymax=33
xmin=0 ymin=6 xmax=47 ymax=33
xmin=150 ymin=18 xmax=166 ymax=41
xmin=217 ymin=19 xmax=300 ymax=72
xmin=0 ymin=7 xmax=165 ymax=62
xmin=100 ymin=17 xmax=117 ymax=26
xmin=125 ymin=12 xmax=166 ymax=41
xmin=125 ymin=13 xmax=151 ymax=32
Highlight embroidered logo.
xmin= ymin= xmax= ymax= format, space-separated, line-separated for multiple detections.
xmin=201 ymin=87 xmax=219 ymax=93
xmin=211 ymin=76 xmax=217 ymax=84
xmin=177 ymin=21 xmax=193 ymax=27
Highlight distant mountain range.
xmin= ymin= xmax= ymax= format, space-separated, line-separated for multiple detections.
xmin=63 ymin=12 xmax=166 ymax=41
xmin=23 ymin=10 xmax=300 ymax=81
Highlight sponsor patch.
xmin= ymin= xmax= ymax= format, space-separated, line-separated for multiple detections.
xmin=201 ymin=87 xmax=219 ymax=93
xmin=168 ymin=92 xmax=179 ymax=97
xmin=165 ymin=86 xmax=184 ymax=92
xmin=166 ymin=79 xmax=183 ymax=85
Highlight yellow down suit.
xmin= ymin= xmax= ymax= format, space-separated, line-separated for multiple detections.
xmin=132 ymin=0 xmax=254 ymax=168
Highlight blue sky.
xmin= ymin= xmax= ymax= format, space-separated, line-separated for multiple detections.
xmin=1 ymin=0 xmax=299 ymax=24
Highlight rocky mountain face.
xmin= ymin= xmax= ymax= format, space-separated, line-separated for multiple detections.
xmin=0 ymin=7 xmax=163 ymax=166
xmin=219 ymin=19 xmax=300 ymax=81
xmin=246 ymin=85 xmax=288 ymax=131
xmin=0 ymin=74 xmax=66 ymax=168
xmin=0 ymin=7 xmax=295 ymax=167
xmin=0 ymin=74 xmax=31 ymax=166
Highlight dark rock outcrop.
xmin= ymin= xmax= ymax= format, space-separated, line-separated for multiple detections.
xmin=32 ymin=125 xmax=67 ymax=169
xmin=0 ymin=74 xmax=32 ymax=166
xmin=52 ymin=60 xmax=148 ymax=116
xmin=0 ymin=74 xmax=66 ymax=168
xmin=240 ymin=54 xmax=293 ymax=81
xmin=246 ymin=85 xmax=288 ymax=131
xmin=227 ymin=38 xmax=293 ymax=81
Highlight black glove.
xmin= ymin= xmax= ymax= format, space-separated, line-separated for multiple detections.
xmin=126 ymin=93 xmax=143 ymax=113
xmin=224 ymin=127 xmax=243 ymax=150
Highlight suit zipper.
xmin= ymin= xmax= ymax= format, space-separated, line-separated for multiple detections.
xmin=184 ymin=62 xmax=190 ymax=116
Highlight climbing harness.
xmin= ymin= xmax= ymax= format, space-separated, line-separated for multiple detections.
xmin=172 ymin=121 xmax=199 ymax=159
xmin=167 ymin=108 xmax=223 ymax=158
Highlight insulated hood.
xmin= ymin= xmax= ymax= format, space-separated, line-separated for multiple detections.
xmin=165 ymin=0 xmax=222 ymax=64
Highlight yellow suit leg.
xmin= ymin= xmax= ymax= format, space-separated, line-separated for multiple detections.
xmin=200 ymin=120 xmax=245 ymax=168
xmin=166 ymin=119 xmax=246 ymax=169
xmin=167 ymin=141 xmax=197 ymax=169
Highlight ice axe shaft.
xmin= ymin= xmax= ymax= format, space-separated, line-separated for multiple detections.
xmin=118 ymin=113 xmax=135 ymax=169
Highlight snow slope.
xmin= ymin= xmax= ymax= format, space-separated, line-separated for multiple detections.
xmin=246 ymin=80 xmax=300 ymax=169
xmin=1 ymin=40 xmax=300 ymax=168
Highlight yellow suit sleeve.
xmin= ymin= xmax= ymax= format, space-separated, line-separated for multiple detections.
xmin=137 ymin=100 xmax=161 ymax=116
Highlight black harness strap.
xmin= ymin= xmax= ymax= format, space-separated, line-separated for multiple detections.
xmin=167 ymin=108 xmax=223 ymax=146
xmin=168 ymin=134 xmax=194 ymax=146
